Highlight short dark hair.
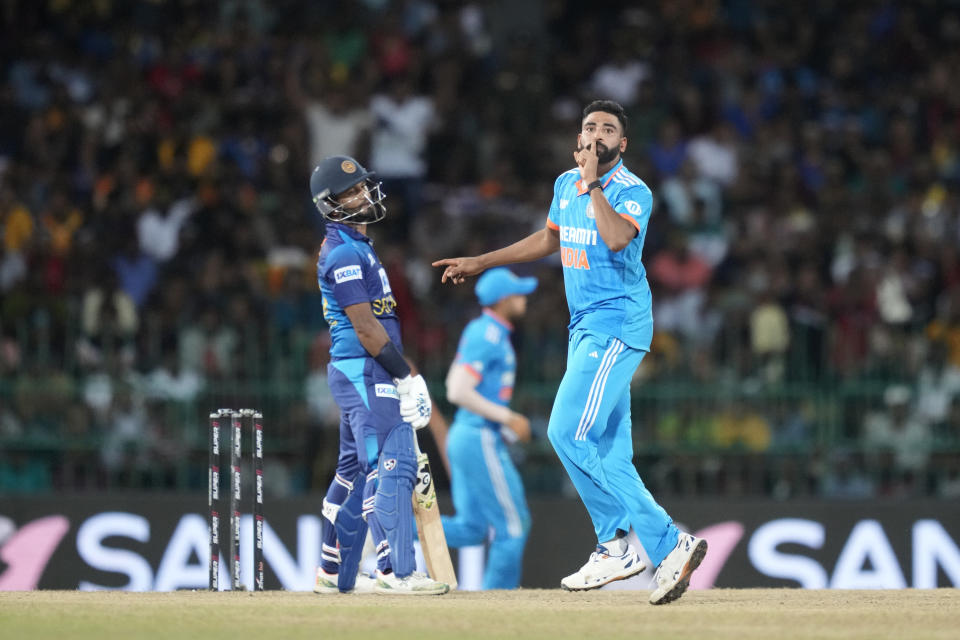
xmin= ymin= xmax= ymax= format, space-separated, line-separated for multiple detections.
xmin=582 ymin=100 xmax=628 ymax=135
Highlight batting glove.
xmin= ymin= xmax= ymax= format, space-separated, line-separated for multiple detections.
xmin=395 ymin=374 xmax=432 ymax=429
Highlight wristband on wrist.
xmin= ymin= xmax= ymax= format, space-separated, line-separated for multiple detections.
xmin=586 ymin=180 xmax=602 ymax=193
xmin=374 ymin=341 xmax=412 ymax=379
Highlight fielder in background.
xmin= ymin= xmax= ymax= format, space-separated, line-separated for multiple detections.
xmin=441 ymin=268 xmax=536 ymax=589
xmin=433 ymin=100 xmax=707 ymax=605
xmin=310 ymin=155 xmax=448 ymax=596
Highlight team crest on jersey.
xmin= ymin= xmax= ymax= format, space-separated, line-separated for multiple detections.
xmin=585 ymin=202 xmax=595 ymax=219
xmin=341 ymin=160 xmax=357 ymax=173
xmin=559 ymin=199 xmax=569 ymax=209
xmin=383 ymin=458 xmax=397 ymax=471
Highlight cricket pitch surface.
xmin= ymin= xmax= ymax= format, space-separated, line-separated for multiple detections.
xmin=2 ymin=588 xmax=957 ymax=639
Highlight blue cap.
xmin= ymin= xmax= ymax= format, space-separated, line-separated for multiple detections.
xmin=474 ymin=268 xmax=538 ymax=306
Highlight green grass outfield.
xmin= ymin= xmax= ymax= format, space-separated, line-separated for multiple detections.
xmin=1 ymin=589 xmax=958 ymax=640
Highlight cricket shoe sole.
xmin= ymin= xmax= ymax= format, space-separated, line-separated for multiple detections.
xmin=649 ymin=535 xmax=708 ymax=605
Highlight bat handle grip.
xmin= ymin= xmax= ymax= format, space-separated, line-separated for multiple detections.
xmin=412 ymin=429 xmax=423 ymax=457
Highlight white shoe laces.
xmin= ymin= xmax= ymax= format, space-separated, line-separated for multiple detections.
xmin=655 ymin=536 xmax=690 ymax=587
xmin=395 ymin=571 xmax=432 ymax=583
xmin=653 ymin=566 xmax=665 ymax=586
xmin=580 ymin=545 xmax=625 ymax=575
xmin=582 ymin=547 xmax=607 ymax=570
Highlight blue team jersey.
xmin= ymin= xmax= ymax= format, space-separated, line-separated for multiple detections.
xmin=317 ymin=222 xmax=402 ymax=360
xmin=546 ymin=159 xmax=654 ymax=351
xmin=452 ymin=310 xmax=516 ymax=431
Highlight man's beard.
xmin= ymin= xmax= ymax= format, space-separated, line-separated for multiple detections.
xmin=596 ymin=143 xmax=619 ymax=165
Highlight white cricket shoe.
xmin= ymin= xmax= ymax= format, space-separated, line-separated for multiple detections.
xmin=353 ymin=571 xmax=377 ymax=593
xmin=313 ymin=567 xmax=339 ymax=594
xmin=560 ymin=542 xmax=646 ymax=591
xmin=649 ymin=532 xmax=708 ymax=605
xmin=374 ymin=570 xmax=449 ymax=596
xmin=314 ymin=568 xmax=378 ymax=594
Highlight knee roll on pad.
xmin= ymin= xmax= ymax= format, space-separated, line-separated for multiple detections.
xmin=334 ymin=471 xmax=368 ymax=592
xmin=321 ymin=498 xmax=340 ymax=525
xmin=361 ymin=469 xmax=378 ymax=520
xmin=375 ymin=422 xmax=417 ymax=576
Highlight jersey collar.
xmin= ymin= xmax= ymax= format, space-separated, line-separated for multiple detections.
xmin=482 ymin=308 xmax=514 ymax=332
xmin=326 ymin=221 xmax=373 ymax=245
xmin=576 ymin=158 xmax=625 ymax=195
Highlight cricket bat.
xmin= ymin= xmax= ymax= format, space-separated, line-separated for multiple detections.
xmin=412 ymin=436 xmax=458 ymax=589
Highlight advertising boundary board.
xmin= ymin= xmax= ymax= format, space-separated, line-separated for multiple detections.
xmin=1 ymin=496 xmax=957 ymax=590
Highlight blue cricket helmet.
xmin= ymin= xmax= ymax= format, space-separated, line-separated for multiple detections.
xmin=309 ymin=155 xmax=386 ymax=224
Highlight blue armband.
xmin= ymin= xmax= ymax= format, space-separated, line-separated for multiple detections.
xmin=374 ymin=341 xmax=411 ymax=379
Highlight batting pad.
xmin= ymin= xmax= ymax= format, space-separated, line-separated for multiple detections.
xmin=335 ymin=471 xmax=368 ymax=592
xmin=375 ymin=423 xmax=417 ymax=576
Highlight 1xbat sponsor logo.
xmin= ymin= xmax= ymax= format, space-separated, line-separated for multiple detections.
xmin=334 ymin=265 xmax=363 ymax=283
xmin=375 ymin=384 xmax=398 ymax=399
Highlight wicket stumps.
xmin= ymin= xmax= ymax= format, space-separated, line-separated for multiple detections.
xmin=251 ymin=410 xmax=265 ymax=591
xmin=208 ymin=408 xmax=265 ymax=591
xmin=208 ymin=411 xmax=222 ymax=591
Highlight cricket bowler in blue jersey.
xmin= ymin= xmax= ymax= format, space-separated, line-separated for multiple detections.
xmin=441 ymin=268 xmax=537 ymax=589
xmin=434 ymin=101 xmax=707 ymax=605
xmin=309 ymin=155 xmax=448 ymax=596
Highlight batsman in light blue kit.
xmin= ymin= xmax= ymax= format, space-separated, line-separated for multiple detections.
xmin=434 ymin=101 xmax=707 ymax=605
xmin=309 ymin=155 xmax=448 ymax=596
xmin=442 ymin=268 xmax=537 ymax=589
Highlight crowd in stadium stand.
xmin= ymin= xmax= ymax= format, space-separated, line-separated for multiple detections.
xmin=1 ymin=0 xmax=959 ymax=498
